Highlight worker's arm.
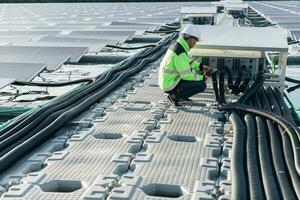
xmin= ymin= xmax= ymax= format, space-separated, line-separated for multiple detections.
xmin=190 ymin=59 xmax=201 ymax=71
xmin=190 ymin=59 xmax=212 ymax=75
xmin=175 ymin=53 xmax=204 ymax=81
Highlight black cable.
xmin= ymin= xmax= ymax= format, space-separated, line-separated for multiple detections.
xmin=106 ymin=44 xmax=157 ymax=50
xmin=235 ymin=70 xmax=252 ymax=94
xmin=287 ymin=84 xmax=300 ymax=93
xmin=238 ymin=72 xmax=265 ymax=104
xmin=263 ymin=87 xmax=297 ymax=199
xmin=252 ymin=90 xmax=280 ymax=199
xmin=288 ymin=41 xmax=299 ymax=45
xmin=13 ymin=78 xmax=94 ymax=87
xmin=212 ymin=73 xmax=219 ymax=103
xmin=229 ymin=112 xmax=248 ymax=200
xmin=145 ymin=30 xmax=179 ymax=34
xmin=219 ymin=69 xmax=226 ymax=104
xmin=220 ymin=103 xmax=300 ymax=177
xmin=286 ymin=76 xmax=300 ymax=84
xmin=272 ymin=87 xmax=295 ymax=125
xmin=161 ymin=25 xmax=180 ymax=30
xmin=244 ymin=114 xmax=265 ymax=200
xmin=231 ymin=67 xmax=243 ymax=95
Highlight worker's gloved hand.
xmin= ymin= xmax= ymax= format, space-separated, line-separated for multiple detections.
xmin=204 ymin=75 xmax=208 ymax=81
xmin=202 ymin=65 xmax=211 ymax=74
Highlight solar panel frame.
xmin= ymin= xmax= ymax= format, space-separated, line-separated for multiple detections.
xmin=0 ymin=78 xmax=15 ymax=90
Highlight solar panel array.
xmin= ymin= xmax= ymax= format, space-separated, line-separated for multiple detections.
xmin=0 ymin=2 xmax=211 ymax=83
xmin=249 ymin=1 xmax=300 ymax=41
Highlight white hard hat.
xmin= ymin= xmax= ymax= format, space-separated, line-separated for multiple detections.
xmin=182 ymin=24 xmax=201 ymax=41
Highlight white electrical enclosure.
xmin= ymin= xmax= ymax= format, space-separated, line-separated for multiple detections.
xmin=181 ymin=7 xmax=217 ymax=16
xmin=190 ymin=25 xmax=288 ymax=91
xmin=180 ymin=6 xmax=217 ymax=25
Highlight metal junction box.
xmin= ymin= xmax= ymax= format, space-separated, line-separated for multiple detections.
xmin=189 ymin=25 xmax=288 ymax=91
xmin=180 ymin=7 xmax=218 ymax=26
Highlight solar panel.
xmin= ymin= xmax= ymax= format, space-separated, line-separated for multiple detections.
xmin=66 ymin=30 xmax=135 ymax=43
xmin=0 ymin=46 xmax=88 ymax=63
xmin=0 ymin=78 xmax=15 ymax=90
xmin=0 ymin=31 xmax=61 ymax=36
xmin=291 ymin=30 xmax=300 ymax=40
xmin=0 ymin=62 xmax=46 ymax=81
xmin=35 ymin=46 xmax=88 ymax=62
xmin=94 ymin=25 xmax=155 ymax=31
xmin=281 ymin=24 xmax=300 ymax=29
xmin=109 ymin=21 xmax=159 ymax=26
xmin=0 ymin=54 xmax=70 ymax=71
xmin=68 ymin=30 xmax=136 ymax=37
xmin=30 ymin=25 xmax=97 ymax=30
xmin=12 ymin=41 xmax=106 ymax=53
xmin=38 ymin=36 xmax=118 ymax=45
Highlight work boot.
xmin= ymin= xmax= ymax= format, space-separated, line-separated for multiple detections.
xmin=166 ymin=94 xmax=181 ymax=107
xmin=179 ymin=97 xmax=192 ymax=102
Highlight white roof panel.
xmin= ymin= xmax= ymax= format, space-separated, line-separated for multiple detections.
xmin=192 ymin=25 xmax=288 ymax=51
xmin=180 ymin=7 xmax=217 ymax=15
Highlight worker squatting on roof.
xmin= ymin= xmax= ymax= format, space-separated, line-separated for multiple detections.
xmin=158 ymin=24 xmax=212 ymax=106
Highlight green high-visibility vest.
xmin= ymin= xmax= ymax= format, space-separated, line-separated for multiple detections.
xmin=158 ymin=36 xmax=204 ymax=91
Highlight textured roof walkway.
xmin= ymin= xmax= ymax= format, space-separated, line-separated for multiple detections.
xmin=1 ymin=59 xmax=231 ymax=200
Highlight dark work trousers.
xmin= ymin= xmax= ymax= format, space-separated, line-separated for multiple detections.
xmin=167 ymin=80 xmax=207 ymax=99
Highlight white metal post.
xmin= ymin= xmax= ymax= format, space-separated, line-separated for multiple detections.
xmin=278 ymin=51 xmax=287 ymax=93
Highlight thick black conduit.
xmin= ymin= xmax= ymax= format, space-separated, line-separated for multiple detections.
xmin=229 ymin=112 xmax=248 ymax=200
xmin=0 ymin=34 xmax=176 ymax=173
xmin=235 ymin=70 xmax=252 ymax=94
xmin=106 ymin=44 xmax=157 ymax=50
xmin=287 ymin=84 xmax=300 ymax=93
xmin=222 ymin=66 xmax=234 ymax=91
xmin=285 ymin=76 xmax=300 ymax=84
xmin=212 ymin=73 xmax=219 ymax=103
xmin=161 ymin=25 xmax=180 ymax=30
xmin=252 ymin=91 xmax=280 ymax=199
xmin=238 ymin=72 xmax=265 ymax=104
xmin=257 ymin=88 xmax=293 ymax=199
xmin=220 ymin=104 xmax=300 ymax=177
xmin=218 ymin=69 xmax=226 ymax=104
xmin=261 ymin=87 xmax=297 ymax=199
xmin=231 ymin=68 xmax=243 ymax=95
xmin=272 ymin=87 xmax=295 ymax=125
xmin=145 ymin=30 xmax=179 ymax=34
xmin=280 ymin=125 xmax=300 ymax=199
xmin=13 ymin=78 xmax=94 ymax=87
xmin=244 ymin=114 xmax=265 ymax=200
